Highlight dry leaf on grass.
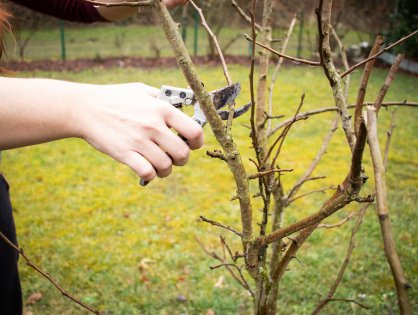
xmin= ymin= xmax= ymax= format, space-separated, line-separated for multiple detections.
xmin=26 ymin=292 xmax=43 ymax=305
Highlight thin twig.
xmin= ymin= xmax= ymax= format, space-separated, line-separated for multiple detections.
xmin=248 ymin=169 xmax=293 ymax=180
xmin=383 ymin=111 xmax=396 ymax=170
xmin=374 ymin=54 xmax=404 ymax=113
xmin=230 ymin=0 xmax=261 ymax=31
xmin=267 ymin=13 xmax=298 ymax=132
xmin=206 ymin=150 xmax=227 ymax=162
xmin=311 ymin=203 xmax=370 ymax=314
xmin=287 ymin=116 xmax=338 ymax=200
xmin=286 ymin=176 xmax=326 ymax=202
xmin=327 ymin=298 xmax=370 ymax=310
xmin=268 ymin=102 xmax=418 ymax=138
xmin=200 ymin=216 xmax=242 ymax=237
xmin=341 ymin=29 xmax=418 ymax=78
xmin=249 ymin=6 xmax=262 ymax=166
xmin=195 ymin=237 xmax=254 ymax=297
xmin=0 ymin=232 xmax=101 ymax=315
xmin=264 ymin=93 xmax=306 ymax=166
xmin=189 ymin=0 xmax=232 ymax=85
xmin=289 ymin=186 xmax=336 ymax=205
xmin=330 ymin=25 xmax=350 ymax=102
xmin=317 ymin=210 xmax=357 ymax=229
xmin=244 ymin=34 xmax=321 ymax=67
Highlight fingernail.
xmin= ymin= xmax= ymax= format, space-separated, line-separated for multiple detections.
xmin=139 ymin=179 xmax=150 ymax=186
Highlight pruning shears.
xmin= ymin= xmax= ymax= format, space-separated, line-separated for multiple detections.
xmin=140 ymin=83 xmax=250 ymax=186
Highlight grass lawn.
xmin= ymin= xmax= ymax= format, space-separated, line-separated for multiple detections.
xmin=1 ymin=64 xmax=417 ymax=314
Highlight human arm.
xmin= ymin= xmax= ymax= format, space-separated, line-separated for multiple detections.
xmin=96 ymin=0 xmax=188 ymax=21
xmin=9 ymin=0 xmax=188 ymax=23
xmin=0 ymin=77 xmax=203 ymax=181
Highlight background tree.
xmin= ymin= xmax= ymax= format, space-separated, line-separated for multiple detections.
xmin=387 ymin=0 xmax=418 ymax=59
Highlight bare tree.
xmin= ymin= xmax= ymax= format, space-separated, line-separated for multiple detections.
xmin=4 ymin=0 xmax=48 ymax=61
xmin=2 ymin=1 xmax=416 ymax=314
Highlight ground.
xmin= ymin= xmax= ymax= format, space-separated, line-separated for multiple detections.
xmin=1 ymin=61 xmax=417 ymax=314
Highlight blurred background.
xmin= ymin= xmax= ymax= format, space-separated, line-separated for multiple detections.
xmin=2 ymin=0 xmax=417 ymax=66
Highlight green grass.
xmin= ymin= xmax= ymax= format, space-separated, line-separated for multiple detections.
xmin=1 ymin=64 xmax=417 ymax=314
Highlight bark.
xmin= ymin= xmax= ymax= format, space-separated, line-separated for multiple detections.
xmin=154 ymin=1 xmax=254 ymax=250
xmin=317 ymin=0 xmax=355 ymax=150
xmin=366 ymin=108 xmax=412 ymax=315
xmin=255 ymin=0 xmax=273 ymax=153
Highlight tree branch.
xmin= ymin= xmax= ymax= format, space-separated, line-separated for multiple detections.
xmin=287 ymin=116 xmax=338 ymax=200
xmin=267 ymin=13 xmax=298 ymax=132
xmin=316 ymin=0 xmax=355 ymax=150
xmin=268 ymin=101 xmax=418 ymax=138
xmin=189 ymin=0 xmax=232 ymax=85
xmin=311 ymin=203 xmax=370 ymax=314
xmin=154 ymin=0 xmax=253 ymax=247
xmin=244 ymin=34 xmax=321 ymax=67
xmin=230 ymin=0 xmax=261 ymax=31
xmin=365 ymin=108 xmax=412 ymax=314
xmin=0 ymin=232 xmax=101 ymax=315
xmin=248 ymin=168 xmax=293 ymax=180
xmin=341 ymin=29 xmax=418 ymax=78
xmin=374 ymin=54 xmax=404 ymax=113
xmin=317 ymin=210 xmax=356 ymax=229
xmin=354 ymin=36 xmax=384 ymax=136
xmin=383 ymin=111 xmax=396 ymax=170
xmin=289 ymin=186 xmax=336 ymax=206
xmin=200 ymin=215 xmax=242 ymax=237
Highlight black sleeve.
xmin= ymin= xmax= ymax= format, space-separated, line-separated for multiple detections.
xmin=10 ymin=0 xmax=109 ymax=23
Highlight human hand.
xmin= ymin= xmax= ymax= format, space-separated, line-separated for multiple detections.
xmin=77 ymin=83 xmax=204 ymax=182
xmin=163 ymin=0 xmax=188 ymax=9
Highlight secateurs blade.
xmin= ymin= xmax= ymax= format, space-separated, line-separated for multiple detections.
xmin=140 ymin=83 xmax=250 ymax=186
xmin=157 ymin=82 xmax=250 ymax=126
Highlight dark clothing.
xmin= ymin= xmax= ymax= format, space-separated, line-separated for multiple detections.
xmin=0 ymin=174 xmax=22 ymax=315
xmin=11 ymin=0 xmax=108 ymax=23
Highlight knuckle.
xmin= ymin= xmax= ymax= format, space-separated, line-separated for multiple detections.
xmin=187 ymin=124 xmax=204 ymax=141
xmin=156 ymin=159 xmax=172 ymax=175
xmin=142 ymin=121 xmax=161 ymax=135
xmin=174 ymin=147 xmax=190 ymax=166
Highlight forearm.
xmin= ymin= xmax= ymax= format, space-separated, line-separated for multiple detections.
xmin=95 ymin=0 xmax=138 ymax=22
xmin=95 ymin=0 xmax=188 ymax=21
xmin=0 ymin=77 xmax=89 ymax=150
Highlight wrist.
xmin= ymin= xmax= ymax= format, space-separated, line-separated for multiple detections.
xmin=66 ymin=83 xmax=100 ymax=141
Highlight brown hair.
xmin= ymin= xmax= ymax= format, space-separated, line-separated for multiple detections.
xmin=0 ymin=4 xmax=11 ymax=73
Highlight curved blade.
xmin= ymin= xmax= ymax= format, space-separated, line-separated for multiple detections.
xmin=217 ymin=102 xmax=252 ymax=120
xmin=211 ymin=82 xmax=241 ymax=110
xmin=192 ymin=83 xmax=242 ymax=125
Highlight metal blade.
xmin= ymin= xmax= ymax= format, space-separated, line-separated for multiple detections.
xmin=192 ymin=83 xmax=242 ymax=125
xmin=210 ymin=82 xmax=241 ymax=110
xmin=217 ymin=102 xmax=252 ymax=120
